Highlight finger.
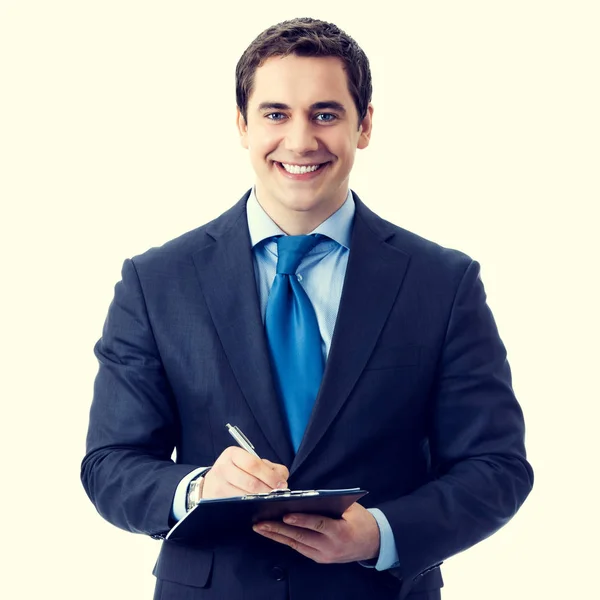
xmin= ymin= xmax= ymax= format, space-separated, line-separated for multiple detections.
xmin=253 ymin=523 xmax=323 ymax=554
xmin=229 ymin=449 xmax=287 ymax=489
xmin=240 ymin=455 xmax=288 ymax=488
xmin=262 ymin=459 xmax=290 ymax=483
xmin=202 ymin=470 xmax=255 ymax=500
xmin=220 ymin=460 xmax=275 ymax=494
xmin=282 ymin=513 xmax=333 ymax=533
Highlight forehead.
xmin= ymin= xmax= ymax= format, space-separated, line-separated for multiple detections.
xmin=249 ymin=55 xmax=353 ymax=108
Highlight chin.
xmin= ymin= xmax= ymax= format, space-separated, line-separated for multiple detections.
xmin=281 ymin=195 xmax=327 ymax=213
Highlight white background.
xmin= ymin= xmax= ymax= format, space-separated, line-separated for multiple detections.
xmin=1 ymin=1 xmax=598 ymax=598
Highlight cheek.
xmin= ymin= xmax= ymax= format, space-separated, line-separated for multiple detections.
xmin=248 ymin=128 xmax=279 ymax=156
xmin=332 ymin=146 xmax=356 ymax=172
xmin=325 ymin=134 xmax=356 ymax=160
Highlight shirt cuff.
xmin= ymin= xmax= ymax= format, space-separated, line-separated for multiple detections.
xmin=171 ymin=467 xmax=210 ymax=522
xmin=359 ymin=508 xmax=400 ymax=571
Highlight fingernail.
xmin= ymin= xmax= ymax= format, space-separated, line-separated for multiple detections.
xmin=276 ymin=481 xmax=287 ymax=489
xmin=284 ymin=515 xmax=296 ymax=525
xmin=254 ymin=524 xmax=269 ymax=533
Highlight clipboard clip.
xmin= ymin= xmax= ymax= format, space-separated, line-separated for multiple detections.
xmin=241 ymin=489 xmax=320 ymax=500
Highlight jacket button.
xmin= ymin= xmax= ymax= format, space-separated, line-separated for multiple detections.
xmin=270 ymin=566 xmax=286 ymax=581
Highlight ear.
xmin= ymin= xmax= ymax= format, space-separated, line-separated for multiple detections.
xmin=236 ymin=107 xmax=249 ymax=149
xmin=357 ymin=103 xmax=374 ymax=150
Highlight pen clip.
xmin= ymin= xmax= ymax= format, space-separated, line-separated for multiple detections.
xmin=233 ymin=426 xmax=255 ymax=450
xmin=226 ymin=423 xmax=260 ymax=458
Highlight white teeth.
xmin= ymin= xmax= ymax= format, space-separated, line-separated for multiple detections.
xmin=281 ymin=163 xmax=321 ymax=174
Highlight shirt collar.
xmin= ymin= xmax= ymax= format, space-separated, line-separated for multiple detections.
xmin=246 ymin=188 xmax=355 ymax=250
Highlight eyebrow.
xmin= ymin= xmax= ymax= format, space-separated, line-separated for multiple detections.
xmin=257 ymin=101 xmax=347 ymax=113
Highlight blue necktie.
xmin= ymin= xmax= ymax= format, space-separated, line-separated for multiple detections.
xmin=265 ymin=235 xmax=324 ymax=451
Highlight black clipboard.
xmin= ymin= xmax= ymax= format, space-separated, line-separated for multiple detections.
xmin=166 ymin=488 xmax=368 ymax=544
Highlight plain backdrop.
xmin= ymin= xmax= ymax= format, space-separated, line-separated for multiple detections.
xmin=1 ymin=1 xmax=598 ymax=598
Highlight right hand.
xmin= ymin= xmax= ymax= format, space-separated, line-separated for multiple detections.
xmin=202 ymin=446 xmax=289 ymax=500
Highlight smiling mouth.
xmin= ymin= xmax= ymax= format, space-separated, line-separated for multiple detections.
xmin=279 ymin=162 xmax=326 ymax=174
xmin=274 ymin=161 xmax=330 ymax=179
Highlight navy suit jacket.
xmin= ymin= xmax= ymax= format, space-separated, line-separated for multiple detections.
xmin=82 ymin=191 xmax=533 ymax=600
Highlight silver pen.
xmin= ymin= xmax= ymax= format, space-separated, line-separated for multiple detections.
xmin=226 ymin=423 xmax=261 ymax=458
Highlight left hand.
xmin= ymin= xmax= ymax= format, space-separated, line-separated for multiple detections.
xmin=252 ymin=502 xmax=380 ymax=564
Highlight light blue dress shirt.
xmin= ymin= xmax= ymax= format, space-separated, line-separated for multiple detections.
xmin=172 ymin=189 xmax=399 ymax=571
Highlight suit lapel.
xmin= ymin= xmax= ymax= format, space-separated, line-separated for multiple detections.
xmin=292 ymin=196 xmax=411 ymax=473
xmin=191 ymin=193 xmax=294 ymax=466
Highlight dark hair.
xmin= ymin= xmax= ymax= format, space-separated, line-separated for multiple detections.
xmin=236 ymin=18 xmax=372 ymax=128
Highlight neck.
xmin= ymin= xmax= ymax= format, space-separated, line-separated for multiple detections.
xmin=255 ymin=189 xmax=348 ymax=235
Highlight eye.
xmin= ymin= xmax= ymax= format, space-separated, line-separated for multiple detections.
xmin=315 ymin=113 xmax=337 ymax=123
xmin=265 ymin=112 xmax=287 ymax=121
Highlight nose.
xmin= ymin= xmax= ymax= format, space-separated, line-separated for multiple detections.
xmin=284 ymin=118 xmax=319 ymax=154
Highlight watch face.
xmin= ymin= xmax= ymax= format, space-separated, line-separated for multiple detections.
xmin=187 ymin=477 xmax=204 ymax=511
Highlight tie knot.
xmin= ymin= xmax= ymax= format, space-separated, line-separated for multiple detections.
xmin=275 ymin=235 xmax=320 ymax=275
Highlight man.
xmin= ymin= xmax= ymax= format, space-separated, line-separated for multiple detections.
xmin=82 ymin=17 xmax=533 ymax=600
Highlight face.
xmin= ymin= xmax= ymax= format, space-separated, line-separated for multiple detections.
xmin=236 ymin=54 xmax=373 ymax=234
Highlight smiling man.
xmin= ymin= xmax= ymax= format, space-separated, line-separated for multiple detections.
xmin=82 ymin=17 xmax=533 ymax=600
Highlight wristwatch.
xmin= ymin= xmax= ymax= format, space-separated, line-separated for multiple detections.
xmin=186 ymin=471 xmax=208 ymax=512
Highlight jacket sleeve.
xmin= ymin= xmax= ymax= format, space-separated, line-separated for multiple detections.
xmin=80 ymin=258 xmax=198 ymax=537
xmin=380 ymin=259 xmax=534 ymax=583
